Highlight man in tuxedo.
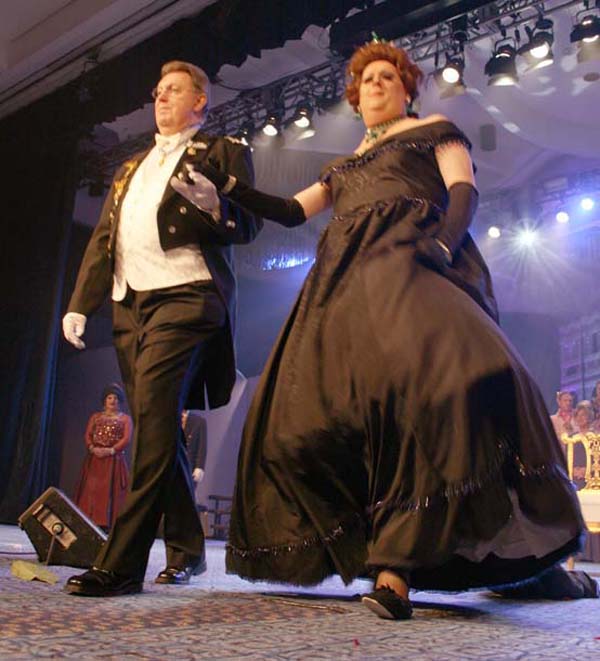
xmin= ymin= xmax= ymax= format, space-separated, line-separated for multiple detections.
xmin=62 ymin=60 xmax=261 ymax=596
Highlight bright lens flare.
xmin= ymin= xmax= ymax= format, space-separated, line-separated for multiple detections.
xmin=581 ymin=197 xmax=595 ymax=211
xmin=517 ymin=228 xmax=537 ymax=247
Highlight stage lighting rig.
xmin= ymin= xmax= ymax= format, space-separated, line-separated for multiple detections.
xmin=441 ymin=53 xmax=465 ymax=84
xmin=485 ymin=41 xmax=519 ymax=86
xmin=571 ymin=2 xmax=600 ymax=61
xmin=518 ymin=17 xmax=555 ymax=69
xmin=571 ymin=3 xmax=600 ymax=42
xmin=292 ymin=101 xmax=314 ymax=128
xmin=262 ymin=112 xmax=282 ymax=137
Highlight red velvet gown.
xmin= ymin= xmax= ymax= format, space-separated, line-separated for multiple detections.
xmin=75 ymin=412 xmax=131 ymax=528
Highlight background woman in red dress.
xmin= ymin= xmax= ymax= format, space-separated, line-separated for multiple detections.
xmin=75 ymin=383 xmax=132 ymax=530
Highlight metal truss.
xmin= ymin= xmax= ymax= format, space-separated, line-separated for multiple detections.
xmin=82 ymin=0 xmax=586 ymax=179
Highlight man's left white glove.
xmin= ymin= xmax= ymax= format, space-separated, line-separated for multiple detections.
xmin=192 ymin=467 xmax=205 ymax=483
xmin=170 ymin=164 xmax=221 ymax=221
xmin=62 ymin=312 xmax=87 ymax=350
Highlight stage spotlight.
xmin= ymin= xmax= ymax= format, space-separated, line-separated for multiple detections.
xmin=262 ymin=114 xmax=281 ymax=137
xmin=292 ymin=102 xmax=313 ymax=128
xmin=441 ymin=54 xmax=464 ymax=84
xmin=571 ymin=13 xmax=600 ymax=44
xmin=581 ymin=197 xmax=595 ymax=211
xmin=517 ymin=228 xmax=537 ymax=247
xmin=488 ymin=226 xmax=501 ymax=239
xmin=434 ymin=54 xmax=466 ymax=98
xmin=571 ymin=10 xmax=600 ymax=61
xmin=519 ymin=18 xmax=554 ymax=68
xmin=485 ymin=44 xmax=519 ymax=86
xmin=556 ymin=210 xmax=570 ymax=223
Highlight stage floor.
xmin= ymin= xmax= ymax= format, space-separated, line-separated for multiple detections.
xmin=1 ymin=523 xmax=599 ymax=660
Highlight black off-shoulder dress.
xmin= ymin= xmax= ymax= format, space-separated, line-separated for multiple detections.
xmin=225 ymin=121 xmax=584 ymax=590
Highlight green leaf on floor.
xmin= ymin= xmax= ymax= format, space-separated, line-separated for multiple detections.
xmin=11 ymin=560 xmax=59 ymax=584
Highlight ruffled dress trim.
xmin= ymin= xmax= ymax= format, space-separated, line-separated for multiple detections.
xmin=226 ymin=452 xmax=569 ymax=560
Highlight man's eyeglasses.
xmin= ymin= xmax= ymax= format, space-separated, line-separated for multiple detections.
xmin=151 ymin=84 xmax=202 ymax=100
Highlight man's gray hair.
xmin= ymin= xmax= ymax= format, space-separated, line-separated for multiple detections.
xmin=160 ymin=60 xmax=211 ymax=119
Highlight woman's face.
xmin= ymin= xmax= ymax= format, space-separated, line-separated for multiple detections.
xmin=104 ymin=393 xmax=120 ymax=412
xmin=575 ymin=408 xmax=591 ymax=429
xmin=359 ymin=59 xmax=407 ymax=121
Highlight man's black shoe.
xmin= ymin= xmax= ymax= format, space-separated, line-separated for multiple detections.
xmin=155 ymin=557 xmax=207 ymax=584
xmin=65 ymin=568 xmax=143 ymax=597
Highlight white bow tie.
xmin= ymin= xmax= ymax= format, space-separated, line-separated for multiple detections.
xmin=155 ymin=133 xmax=180 ymax=152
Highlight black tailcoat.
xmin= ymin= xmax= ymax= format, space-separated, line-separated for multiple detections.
xmin=68 ymin=130 xmax=262 ymax=409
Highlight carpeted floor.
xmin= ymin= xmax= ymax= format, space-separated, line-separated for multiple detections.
xmin=1 ymin=524 xmax=599 ymax=660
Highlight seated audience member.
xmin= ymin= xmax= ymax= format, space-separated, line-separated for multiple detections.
xmin=550 ymin=390 xmax=575 ymax=438
xmin=571 ymin=400 xmax=600 ymax=563
xmin=571 ymin=400 xmax=594 ymax=486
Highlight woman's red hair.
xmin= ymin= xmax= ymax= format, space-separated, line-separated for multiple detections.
xmin=345 ymin=42 xmax=423 ymax=112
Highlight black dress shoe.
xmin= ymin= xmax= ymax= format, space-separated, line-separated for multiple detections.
xmin=155 ymin=557 xmax=207 ymax=584
xmin=362 ymin=587 xmax=413 ymax=620
xmin=65 ymin=568 xmax=143 ymax=597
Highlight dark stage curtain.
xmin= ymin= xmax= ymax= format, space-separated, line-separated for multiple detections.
xmin=0 ymin=0 xmax=364 ymax=522
xmin=0 ymin=129 xmax=80 ymax=522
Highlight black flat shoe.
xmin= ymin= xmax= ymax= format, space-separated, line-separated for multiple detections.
xmin=65 ymin=568 xmax=142 ymax=597
xmin=491 ymin=567 xmax=599 ymax=600
xmin=155 ymin=557 xmax=207 ymax=584
xmin=362 ymin=586 xmax=413 ymax=620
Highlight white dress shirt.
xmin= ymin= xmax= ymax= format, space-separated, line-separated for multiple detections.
xmin=112 ymin=124 xmax=211 ymax=301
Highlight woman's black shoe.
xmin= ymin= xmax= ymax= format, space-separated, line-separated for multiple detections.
xmin=491 ymin=567 xmax=599 ymax=600
xmin=362 ymin=586 xmax=413 ymax=620
xmin=65 ymin=568 xmax=142 ymax=597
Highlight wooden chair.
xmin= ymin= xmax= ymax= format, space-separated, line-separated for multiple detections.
xmin=206 ymin=494 xmax=232 ymax=540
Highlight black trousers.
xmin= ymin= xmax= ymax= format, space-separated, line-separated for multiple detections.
xmin=94 ymin=281 xmax=226 ymax=580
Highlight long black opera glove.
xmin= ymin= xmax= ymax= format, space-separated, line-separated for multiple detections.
xmin=195 ymin=161 xmax=306 ymax=228
xmin=415 ymin=181 xmax=479 ymax=273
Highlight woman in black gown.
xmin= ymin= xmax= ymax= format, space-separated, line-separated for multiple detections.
xmin=181 ymin=41 xmax=584 ymax=620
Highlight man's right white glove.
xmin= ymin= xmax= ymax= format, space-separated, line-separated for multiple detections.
xmin=62 ymin=312 xmax=87 ymax=350
xmin=170 ymin=164 xmax=221 ymax=221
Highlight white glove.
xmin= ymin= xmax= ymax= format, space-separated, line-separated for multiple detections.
xmin=192 ymin=467 xmax=205 ymax=483
xmin=62 ymin=312 xmax=87 ymax=350
xmin=170 ymin=164 xmax=221 ymax=221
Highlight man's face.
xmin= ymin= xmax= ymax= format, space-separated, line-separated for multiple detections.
xmin=154 ymin=71 xmax=206 ymax=136
xmin=558 ymin=393 xmax=573 ymax=412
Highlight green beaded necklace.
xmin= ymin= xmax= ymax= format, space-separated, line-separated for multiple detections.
xmin=364 ymin=116 xmax=405 ymax=144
